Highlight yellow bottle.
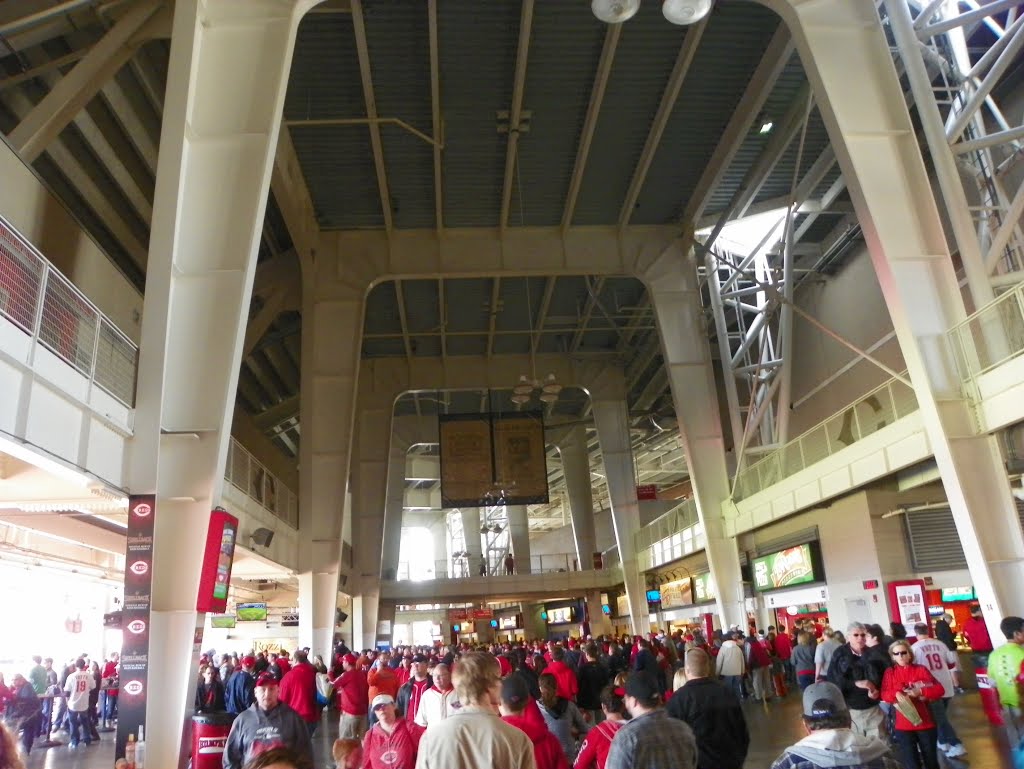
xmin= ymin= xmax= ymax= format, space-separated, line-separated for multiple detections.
xmin=125 ymin=733 xmax=136 ymax=769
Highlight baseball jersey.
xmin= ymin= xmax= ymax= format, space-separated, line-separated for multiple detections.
xmin=64 ymin=669 xmax=96 ymax=711
xmin=912 ymin=637 xmax=957 ymax=698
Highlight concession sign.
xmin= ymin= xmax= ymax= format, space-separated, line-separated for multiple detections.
xmin=751 ymin=542 xmax=823 ymax=592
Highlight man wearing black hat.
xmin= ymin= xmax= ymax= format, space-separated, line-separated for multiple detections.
xmin=397 ymin=654 xmax=432 ymax=723
xmin=769 ymin=682 xmax=902 ymax=769
xmin=223 ymin=673 xmax=314 ymax=769
xmin=605 ymin=671 xmax=697 ymax=769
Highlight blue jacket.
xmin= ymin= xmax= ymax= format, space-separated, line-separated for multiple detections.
xmin=224 ymin=670 xmax=255 ymax=715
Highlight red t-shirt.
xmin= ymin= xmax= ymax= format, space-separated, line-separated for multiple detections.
xmin=963 ymin=617 xmax=994 ymax=652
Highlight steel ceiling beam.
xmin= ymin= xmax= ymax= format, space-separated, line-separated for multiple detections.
xmin=438 ymin=279 xmax=448 ymax=359
xmin=681 ymin=25 xmax=794 ymax=226
xmin=570 ymin=277 xmax=606 ymax=353
xmin=395 ymin=280 xmax=414 ymax=363
xmin=562 ymin=22 xmax=620 ymax=232
xmin=486 ymin=277 xmax=501 ymax=358
xmin=618 ymin=18 xmax=708 ymax=229
xmin=351 ymin=0 xmax=393 ymax=232
xmin=0 ymin=49 xmax=89 ymax=91
xmin=499 ymin=0 xmax=535 ymax=231
xmin=254 ymin=395 xmax=302 ymax=433
xmin=8 ymin=0 xmax=161 ymax=162
xmin=530 ymin=277 xmax=556 ymax=357
xmin=428 ymin=0 xmax=443 ymax=231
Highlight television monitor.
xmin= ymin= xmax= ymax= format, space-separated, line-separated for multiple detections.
xmin=928 ymin=605 xmax=946 ymax=617
xmin=210 ymin=615 xmax=236 ymax=629
xmin=940 ymin=586 xmax=974 ymax=602
xmin=489 ymin=619 xmax=498 ymax=628
xmin=601 ymin=604 xmax=611 ymax=615
xmin=236 ymin=602 xmax=268 ymax=622
xmin=646 ymin=589 xmax=661 ymax=602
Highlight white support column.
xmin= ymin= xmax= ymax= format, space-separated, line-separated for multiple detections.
xmin=125 ymin=2 xmax=318 ymax=767
xmin=589 ymin=366 xmax=649 ymax=635
xmin=641 ymin=241 xmax=747 ymax=629
xmin=770 ymin=0 xmax=1024 ymax=639
xmin=461 ymin=507 xmax=483 ymax=573
xmin=507 ymin=504 xmax=532 ymax=575
xmin=429 ymin=517 xmax=449 ymax=579
xmin=559 ymin=424 xmax=597 ymax=571
xmin=350 ymin=382 xmax=393 ymax=650
xmin=380 ymin=440 xmax=408 ymax=581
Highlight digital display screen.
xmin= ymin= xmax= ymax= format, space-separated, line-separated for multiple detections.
xmin=751 ymin=543 xmax=820 ymax=591
xmin=489 ymin=619 xmax=498 ymax=628
xmin=499 ymin=616 xmax=518 ymax=629
xmin=940 ymin=586 xmax=974 ymax=602
xmin=546 ymin=607 xmax=574 ymax=624
xmin=646 ymin=590 xmax=661 ymax=602
xmin=236 ymin=602 xmax=268 ymax=622
xmin=210 ymin=615 xmax=236 ymax=629
xmin=602 ymin=604 xmax=611 ymax=615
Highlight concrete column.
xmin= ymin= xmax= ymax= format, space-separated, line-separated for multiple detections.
xmin=461 ymin=508 xmax=483 ymax=574
xmin=125 ymin=1 xmax=319 ymax=766
xmin=522 ymin=603 xmax=547 ymax=641
xmin=377 ymin=602 xmax=397 ymax=649
xmin=589 ymin=368 xmax=649 ymax=635
xmin=559 ymin=425 xmax=597 ymax=571
xmin=380 ymin=441 xmax=408 ymax=581
xmin=643 ymin=243 xmax=746 ymax=629
xmin=349 ymin=373 xmax=394 ymax=650
xmin=507 ymin=505 xmax=531 ymax=574
xmin=586 ymin=589 xmax=613 ymax=637
xmin=429 ymin=517 xmax=449 ymax=579
xmin=777 ymin=0 xmax=1024 ymax=637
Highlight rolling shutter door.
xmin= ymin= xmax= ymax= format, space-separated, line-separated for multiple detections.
xmin=904 ymin=500 xmax=1024 ymax=572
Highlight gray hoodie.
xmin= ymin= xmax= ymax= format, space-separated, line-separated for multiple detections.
xmin=771 ymin=728 xmax=903 ymax=769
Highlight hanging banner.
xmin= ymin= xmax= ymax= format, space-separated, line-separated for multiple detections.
xmin=492 ymin=414 xmax=549 ymax=504
xmin=439 ymin=415 xmax=495 ymax=507
xmin=116 ymin=494 xmax=156 ymax=760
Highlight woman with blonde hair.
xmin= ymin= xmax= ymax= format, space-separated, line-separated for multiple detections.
xmin=0 ymin=722 xmax=25 ymax=769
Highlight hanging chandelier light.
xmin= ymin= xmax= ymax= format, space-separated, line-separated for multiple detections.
xmin=591 ymin=0 xmax=640 ymax=23
xmin=662 ymin=0 xmax=713 ymax=24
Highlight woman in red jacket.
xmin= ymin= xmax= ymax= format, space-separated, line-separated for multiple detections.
xmin=881 ymin=640 xmax=944 ymax=769
xmin=572 ymin=685 xmax=628 ymax=769
xmin=362 ymin=694 xmax=423 ymax=769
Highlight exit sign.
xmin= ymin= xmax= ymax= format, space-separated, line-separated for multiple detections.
xmin=862 ymin=579 xmax=879 ymax=589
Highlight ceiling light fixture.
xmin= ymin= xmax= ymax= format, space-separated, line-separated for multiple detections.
xmin=758 ymin=120 xmax=774 ymax=134
xmin=662 ymin=0 xmax=713 ymax=25
xmin=592 ymin=0 xmax=641 ymax=23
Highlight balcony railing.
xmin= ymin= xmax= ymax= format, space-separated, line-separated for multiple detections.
xmin=392 ymin=552 xmax=601 ymax=582
xmin=948 ymin=280 xmax=1024 ymax=384
xmin=732 ymin=373 xmax=919 ymax=500
xmin=225 ymin=438 xmax=298 ymax=528
xmin=634 ymin=498 xmax=705 ymax=571
xmin=0 ymin=214 xmax=137 ymax=407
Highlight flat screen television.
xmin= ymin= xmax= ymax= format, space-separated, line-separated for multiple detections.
xmin=236 ymin=602 xmax=267 ymax=622
xmin=646 ymin=589 xmax=661 ymax=602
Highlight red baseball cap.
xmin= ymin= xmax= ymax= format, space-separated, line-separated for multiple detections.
xmin=342 ymin=653 xmax=358 ymax=666
xmin=255 ymin=673 xmax=279 ymax=688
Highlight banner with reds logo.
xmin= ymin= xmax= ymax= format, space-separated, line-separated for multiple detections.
xmin=117 ymin=494 xmax=156 ymax=759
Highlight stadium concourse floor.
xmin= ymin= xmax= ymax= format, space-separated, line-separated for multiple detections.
xmin=19 ymin=688 xmax=1010 ymax=768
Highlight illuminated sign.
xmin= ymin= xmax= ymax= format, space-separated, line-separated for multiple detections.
xmin=693 ymin=572 xmax=716 ymax=602
xmin=752 ymin=543 xmax=819 ymax=591
xmin=546 ymin=606 xmax=574 ymax=624
xmin=660 ymin=578 xmax=694 ymax=608
xmin=940 ymin=586 xmax=974 ymax=602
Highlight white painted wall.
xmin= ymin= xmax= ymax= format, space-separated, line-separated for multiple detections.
xmin=530 ymin=507 xmax=616 ymax=558
xmin=0 ymin=138 xmax=143 ymax=343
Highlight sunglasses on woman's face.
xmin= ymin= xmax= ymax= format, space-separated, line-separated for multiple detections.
xmin=891 ymin=650 xmax=909 ymax=657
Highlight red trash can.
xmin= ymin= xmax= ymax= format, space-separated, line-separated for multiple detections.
xmin=976 ymin=667 xmax=1006 ymax=726
xmin=192 ymin=713 xmax=234 ymax=769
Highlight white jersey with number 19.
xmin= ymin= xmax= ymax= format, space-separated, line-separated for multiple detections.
xmin=912 ymin=637 xmax=957 ymax=698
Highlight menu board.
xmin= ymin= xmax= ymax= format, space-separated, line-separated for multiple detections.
xmin=693 ymin=572 xmax=716 ymax=603
xmin=661 ymin=578 xmax=694 ymax=608
xmin=752 ymin=543 xmax=820 ymax=591
xmin=615 ymin=594 xmax=629 ymax=617
xmin=940 ymin=586 xmax=974 ymax=602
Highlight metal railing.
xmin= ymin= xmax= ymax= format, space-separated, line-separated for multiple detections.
xmin=0 ymin=214 xmax=137 ymax=406
xmin=732 ymin=373 xmax=919 ymax=500
xmin=391 ymin=552 xmax=597 ymax=582
xmin=948 ymin=281 xmax=1024 ymax=384
xmin=225 ymin=437 xmax=298 ymax=528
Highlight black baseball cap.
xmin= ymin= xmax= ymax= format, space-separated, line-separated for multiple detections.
xmin=500 ymin=675 xmax=530 ymax=708
xmin=411 ymin=654 xmax=428 ymax=663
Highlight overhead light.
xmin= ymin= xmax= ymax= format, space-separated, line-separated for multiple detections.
xmin=592 ymin=0 xmax=640 ymax=23
xmin=541 ymin=374 xmax=562 ymax=396
xmin=511 ymin=393 xmax=530 ymax=405
xmin=662 ymin=0 xmax=713 ymax=25
xmin=513 ymin=375 xmax=534 ymax=396
xmin=539 ymin=392 xmax=558 ymax=404
xmin=758 ymin=120 xmax=774 ymax=135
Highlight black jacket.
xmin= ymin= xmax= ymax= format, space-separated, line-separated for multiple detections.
xmin=826 ymin=644 xmax=884 ymax=711
xmin=667 ymin=678 xmax=749 ymax=769
xmin=576 ymin=661 xmax=610 ymax=710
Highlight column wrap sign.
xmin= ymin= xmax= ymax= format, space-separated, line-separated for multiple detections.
xmin=116 ymin=494 xmax=156 ymax=759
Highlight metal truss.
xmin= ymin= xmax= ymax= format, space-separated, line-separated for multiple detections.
xmin=887 ymin=0 xmax=1024 ymax=302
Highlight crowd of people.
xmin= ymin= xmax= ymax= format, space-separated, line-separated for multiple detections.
xmin=0 ymin=651 xmax=119 ymax=757
xmin=3 ymin=606 xmax=1021 ymax=769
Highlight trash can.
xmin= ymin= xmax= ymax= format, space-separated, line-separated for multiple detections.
xmin=192 ymin=713 xmax=234 ymax=769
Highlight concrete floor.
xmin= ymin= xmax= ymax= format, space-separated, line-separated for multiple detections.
xmin=17 ymin=687 xmax=1014 ymax=768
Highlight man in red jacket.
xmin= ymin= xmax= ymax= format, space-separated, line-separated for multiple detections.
xmin=500 ymin=674 xmax=568 ymax=769
xmin=279 ymin=649 xmax=320 ymax=735
xmin=333 ymin=653 xmax=369 ymax=740
xmin=545 ymin=646 xmax=579 ymax=702
xmin=362 ymin=694 xmax=423 ymax=769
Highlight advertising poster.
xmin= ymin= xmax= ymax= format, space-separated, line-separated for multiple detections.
xmin=660 ymin=578 xmax=694 ymax=608
xmin=615 ymin=594 xmax=629 ymax=617
xmin=116 ymin=494 xmax=155 ymax=760
xmin=889 ymin=580 xmax=928 ymax=626
xmin=752 ymin=543 xmax=818 ymax=591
